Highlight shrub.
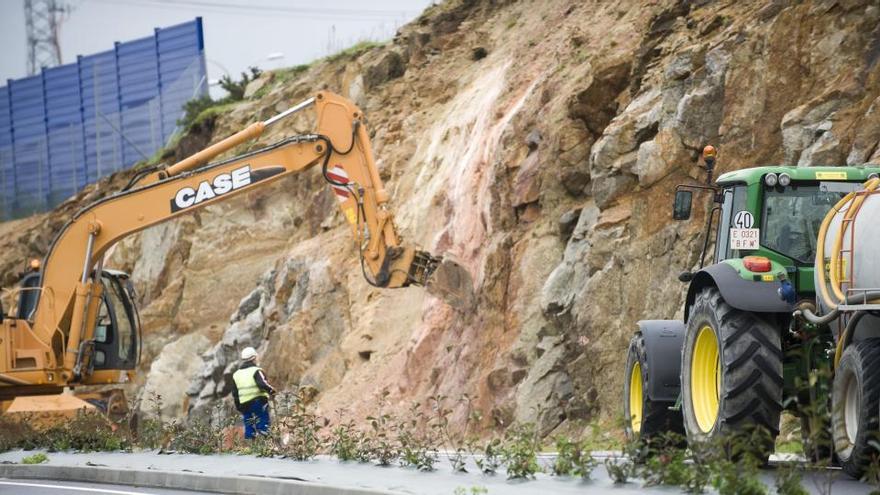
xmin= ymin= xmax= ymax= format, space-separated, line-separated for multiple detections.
xmin=551 ymin=435 xmax=596 ymax=479
xmin=275 ymin=391 xmax=325 ymax=461
xmin=41 ymin=410 xmax=127 ymax=452
xmin=474 ymin=438 xmax=502 ymax=475
xmin=219 ymin=67 xmax=262 ymax=101
xmin=501 ymin=424 xmax=541 ymax=479
xmin=330 ymin=419 xmax=360 ymax=462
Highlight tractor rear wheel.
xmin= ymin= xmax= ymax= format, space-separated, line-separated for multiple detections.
xmin=624 ymin=333 xmax=684 ymax=451
xmin=831 ymin=339 xmax=880 ymax=479
xmin=681 ymin=287 xmax=783 ymax=461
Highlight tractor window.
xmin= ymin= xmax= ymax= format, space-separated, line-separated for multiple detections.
xmin=761 ymin=184 xmax=847 ymax=264
xmin=714 ymin=185 xmax=747 ymax=262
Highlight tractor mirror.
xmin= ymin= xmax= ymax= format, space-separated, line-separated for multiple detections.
xmin=673 ymin=190 xmax=693 ymax=220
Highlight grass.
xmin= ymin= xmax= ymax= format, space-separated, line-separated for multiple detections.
xmin=325 ymin=40 xmax=385 ymax=64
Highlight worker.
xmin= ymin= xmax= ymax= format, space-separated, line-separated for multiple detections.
xmin=231 ymin=346 xmax=276 ymax=439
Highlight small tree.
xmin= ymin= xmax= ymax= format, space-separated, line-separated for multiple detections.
xmin=220 ymin=67 xmax=262 ymax=101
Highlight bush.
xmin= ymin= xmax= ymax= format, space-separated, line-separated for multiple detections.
xmin=275 ymin=391 xmax=324 ymax=461
xmin=219 ymin=67 xmax=262 ymax=101
xmin=551 ymin=435 xmax=596 ymax=479
xmin=41 ymin=411 xmax=127 ymax=452
xmin=474 ymin=438 xmax=502 ymax=475
xmin=501 ymin=424 xmax=541 ymax=479
xmin=330 ymin=420 xmax=360 ymax=462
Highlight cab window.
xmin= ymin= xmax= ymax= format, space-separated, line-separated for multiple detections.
xmin=714 ymin=185 xmax=747 ymax=262
xmin=92 ymin=274 xmax=139 ymax=370
xmin=761 ymin=183 xmax=847 ymax=264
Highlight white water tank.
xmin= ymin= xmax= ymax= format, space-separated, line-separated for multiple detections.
xmin=817 ymin=191 xmax=880 ymax=340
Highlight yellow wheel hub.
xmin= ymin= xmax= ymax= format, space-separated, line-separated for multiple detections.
xmin=629 ymin=361 xmax=643 ymax=433
xmin=691 ymin=325 xmax=721 ymax=433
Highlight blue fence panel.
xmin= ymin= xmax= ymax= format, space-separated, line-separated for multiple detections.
xmin=44 ymin=63 xmax=85 ymax=203
xmin=158 ymin=19 xmax=206 ymax=136
xmin=80 ymin=49 xmax=122 ymax=183
xmin=0 ymin=86 xmax=14 ymax=217
xmin=0 ymin=18 xmax=205 ymax=220
xmin=10 ymin=75 xmax=48 ymax=215
xmin=118 ymin=36 xmax=160 ymax=166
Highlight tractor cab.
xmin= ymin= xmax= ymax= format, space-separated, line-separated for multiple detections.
xmin=674 ymin=165 xmax=880 ymax=295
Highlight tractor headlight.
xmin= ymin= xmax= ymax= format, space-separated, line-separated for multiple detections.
xmin=778 ymin=173 xmax=791 ymax=187
xmin=764 ymin=173 xmax=778 ymax=187
xmin=869 ymin=172 xmax=879 ymax=181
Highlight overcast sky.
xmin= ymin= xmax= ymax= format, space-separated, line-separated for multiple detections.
xmin=0 ymin=0 xmax=434 ymax=89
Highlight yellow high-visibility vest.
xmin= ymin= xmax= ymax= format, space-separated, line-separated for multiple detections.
xmin=233 ymin=366 xmax=269 ymax=404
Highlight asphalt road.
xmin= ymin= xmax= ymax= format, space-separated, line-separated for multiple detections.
xmin=0 ymin=450 xmax=876 ymax=494
xmin=0 ymin=479 xmax=220 ymax=495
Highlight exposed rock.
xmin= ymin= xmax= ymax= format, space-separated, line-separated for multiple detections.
xmin=363 ymin=50 xmax=406 ymax=90
xmin=558 ymin=208 xmax=582 ymax=241
xmin=847 ymin=96 xmax=880 ymax=165
xmin=4 ymin=0 xmax=880 ymax=437
xmin=560 ymin=169 xmax=590 ymax=196
xmin=472 ymin=46 xmax=488 ymax=60
xmin=139 ymin=331 xmax=211 ymax=419
xmin=673 ymin=48 xmax=729 ymax=150
xmin=243 ymin=72 xmax=274 ymax=99
xmin=512 ymin=153 xmax=542 ymax=208
xmin=781 ymin=92 xmax=851 ymax=166
xmin=569 ymin=61 xmax=632 ymax=136
xmin=526 ymin=129 xmax=542 ymax=151
xmin=799 ymin=128 xmax=843 ymax=167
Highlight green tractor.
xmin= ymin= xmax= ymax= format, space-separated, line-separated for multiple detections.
xmin=624 ymin=146 xmax=880 ymax=472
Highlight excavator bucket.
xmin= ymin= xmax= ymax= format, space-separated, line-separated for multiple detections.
xmin=426 ymin=258 xmax=475 ymax=311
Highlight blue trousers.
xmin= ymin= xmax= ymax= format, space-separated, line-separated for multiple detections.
xmin=241 ymin=399 xmax=270 ymax=439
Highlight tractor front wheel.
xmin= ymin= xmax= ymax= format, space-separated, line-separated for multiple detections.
xmin=680 ymin=287 xmax=783 ymax=461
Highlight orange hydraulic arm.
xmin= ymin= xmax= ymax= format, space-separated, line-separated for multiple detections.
xmin=0 ymin=91 xmax=471 ymax=396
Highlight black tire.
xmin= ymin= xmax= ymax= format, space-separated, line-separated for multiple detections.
xmin=624 ymin=332 xmax=684 ymax=449
xmin=831 ymin=339 xmax=880 ymax=479
xmin=680 ymin=287 xmax=783 ymax=461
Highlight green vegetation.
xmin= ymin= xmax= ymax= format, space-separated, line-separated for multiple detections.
xmin=453 ymin=487 xmax=488 ymax=495
xmin=500 ymin=424 xmax=541 ymax=479
xmin=219 ymin=66 xmax=263 ymax=101
xmin=551 ymin=435 xmax=596 ymax=478
xmin=176 ymin=37 xmax=385 ymax=133
xmin=324 ymin=40 xmax=384 ymax=63
xmin=0 ymin=387 xmax=843 ymax=494
xmin=21 ymin=452 xmax=48 ymax=464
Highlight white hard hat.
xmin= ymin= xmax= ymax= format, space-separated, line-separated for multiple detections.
xmin=240 ymin=347 xmax=257 ymax=361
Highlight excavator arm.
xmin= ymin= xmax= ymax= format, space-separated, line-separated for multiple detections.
xmin=0 ymin=91 xmax=472 ymax=399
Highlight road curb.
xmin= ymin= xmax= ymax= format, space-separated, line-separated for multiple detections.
xmin=0 ymin=463 xmax=397 ymax=495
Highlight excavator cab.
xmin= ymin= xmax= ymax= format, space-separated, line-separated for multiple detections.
xmin=92 ymin=270 xmax=141 ymax=371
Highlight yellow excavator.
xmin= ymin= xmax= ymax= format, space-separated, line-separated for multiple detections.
xmin=0 ymin=91 xmax=473 ymax=419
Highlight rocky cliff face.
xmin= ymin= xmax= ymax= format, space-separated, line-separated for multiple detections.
xmin=4 ymin=0 xmax=880 ymax=437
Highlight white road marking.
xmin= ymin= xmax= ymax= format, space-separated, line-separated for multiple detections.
xmin=0 ymin=480 xmax=155 ymax=494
